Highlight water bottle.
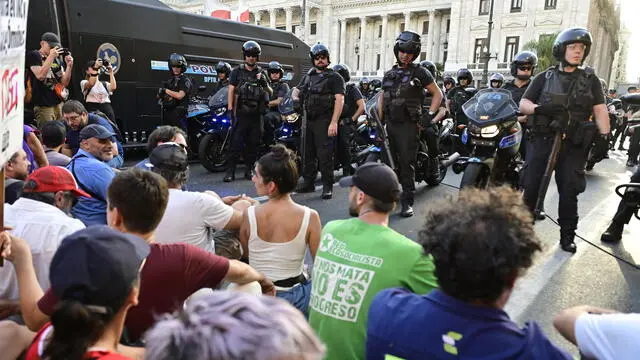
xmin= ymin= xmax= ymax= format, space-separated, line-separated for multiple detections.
xmin=124 ymin=131 xmax=130 ymax=143
xmin=141 ymin=131 xmax=147 ymax=143
xmin=132 ymin=131 xmax=138 ymax=143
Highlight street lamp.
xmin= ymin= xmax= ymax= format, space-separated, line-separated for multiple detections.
xmin=481 ymin=0 xmax=496 ymax=86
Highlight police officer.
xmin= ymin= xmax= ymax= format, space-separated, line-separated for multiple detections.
xmin=419 ymin=60 xmax=447 ymax=180
xmin=379 ymin=31 xmax=443 ymax=217
xmin=159 ymin=53 xmax=192 ymax=128
xmin=601 ymin=168 xmax=640 ymax=243
xmin=333 ymin=63 xmax=366 ymax=176
xmin=520 ymin=27 xmax=610 ymax=253
xmin=359 ymin=77 xmax=371 ymax=99
xmin=369 ymin=79 xmax=382 ymax=97
xmin=212 ymin=61 xmax=231 ymax=94
xmin=446 ymin=68 xmax=474 ymax=126
xmin=443 ymin=75 xmax=455 ymax=95
xmin=264 ymin=61 xmax=290 ymax=147
xmin=293 ymin=44 xmax=345 ymax=199
xmin=224 ymin=41 xmax=272 ymax=182
xmin=488 ymin=73 xmax=504 ymax=88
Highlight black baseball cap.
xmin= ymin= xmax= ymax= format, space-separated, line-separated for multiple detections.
xmin=149 ymin=142 xmax=188 ymax=171
xmin=49 ymin=226 xmax=150 ymax=314
xmin=339 ymin=162 xmax=401 ymax=203
xmin=79 ymin=124 xmax=115 ymax=141
xmin=41 ymin=32 xmax=61 ymax=48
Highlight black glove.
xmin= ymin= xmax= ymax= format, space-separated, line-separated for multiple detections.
xmin=257 ymin=76 xmax=268 ymax=88
xmin=534 ymin=103 xmax=566 ymax=117
xmin=157 ymin=88 xmax=167 ymax=97
xmin=420 ymin=111 xmax=434 ymax=128
xmin=591 ymin=133 xmax=611 ymax=161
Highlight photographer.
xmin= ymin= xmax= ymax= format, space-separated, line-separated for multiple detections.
xmin=81 ymin=59 xmax=117 ymax=123
xmin=158 ymin=53 xmax=192 ymax=128
xmin=26 ymin=32 xmax=74 ymax=127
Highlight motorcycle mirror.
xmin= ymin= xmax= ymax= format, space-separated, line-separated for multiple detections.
xmin=621 ymin=93 xmax=640 ymax=106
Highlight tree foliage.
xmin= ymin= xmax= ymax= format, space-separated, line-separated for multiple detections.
xmin=523 ymin=32 xmax=559 ymax=72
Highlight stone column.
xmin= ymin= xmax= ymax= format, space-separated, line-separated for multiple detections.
xmin=379 ymin=15 xmax=388 ymax=72
xmin=269 ymin=9 xmax=276 ymax=29
xmin=304 ymin=7 xmax=311 ymax=42
xmin=339 ymin=18 xmax=347 ymax=64
xmin=254 ymin=11 xmax=261 ymax=26
xmin=359 ymin=16 xmax=366 ymax=73
xmin=432 ymin=12 xmax=442 ymax=63
xmin=426 ymin=11 xmax=436 ymax=59
xmin=285 ymin=8 xmax=293 ymax=33
xmin=404 ymin=11 xmax=411 ymax=32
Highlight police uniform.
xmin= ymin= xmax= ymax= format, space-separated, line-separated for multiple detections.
xmin=298 ymin=67 xmax=345 ymax=190
xmin=447 ymin=85 xmax=472 ymax=126
xmin=161 ymin=74 xmax=192 ymax=127
xmin=422 ymin=87 xmax=444 ymax=159
xmin=337 ymin=83 xmax=364 ymax=174
xmin=522 ymin=66 xmax=605 ymax=246
xmin=211 ymin=78 xmax=229 ymax=94
xmin=503 ymin=79 xmax=531 ymax=158
xmin=382 ymin=63 xmax=434 ymax=208
xmin=226 ymin=65 xmax=269 ymax=178
xmin=601 ymin=168 xmax=640 ymax=242
xmin=264 ymin=79 xmax=290 ymax=146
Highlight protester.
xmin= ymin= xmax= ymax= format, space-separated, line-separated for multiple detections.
xmin=240 ymin=144 xmax=322 ymax=315
xmin=554 ymin=305 xmax=638 ymax=360
xmin=22 ymin=226 xmax=149 ymax=360
xmin=1 ymin=166 xmax=87 ymax=303
xmin=23 ymin=124 xmax=49 ymax=171
xmin=40 ymin=121 xmax=72 ymax=166
xmin=152 ymin=143 xmax=253 ymax=253
xmin=145 ymin=291 xmax=325 ymax=360
xmin=366 ymin=187 xmax=572 ymax=359
xmin=308 ymin=162 xmax=438 ymax=360
xmin=66 ymin=124 xmax=116 ymax=225
xmin=82 ymin=59 xmax=117 ymax=122
xmin=62 ymin=100 xmax=123 ymax=168
xmin=134 ymin=125 xmax=187 ymax=170
xmin=0 ymin=320 xmax=35 ymax=360
xmin=4 ymin=149 xmax=31 ymax=205
xmin=9 ymin=169 xmax=275 ymax=349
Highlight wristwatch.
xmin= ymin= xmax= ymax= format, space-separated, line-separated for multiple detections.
xmin=428 ymin=110 xmax=435 ymax=116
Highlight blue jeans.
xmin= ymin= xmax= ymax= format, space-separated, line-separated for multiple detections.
xmin=276 ymin=280 xmax=312 ymax=317
xmin=108 ymin=154 xmax=124 ymax=169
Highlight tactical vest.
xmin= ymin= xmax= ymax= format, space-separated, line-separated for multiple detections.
xmin=382 ymin=64 xmax=424 ymax=123
xmin=305 ymin=69 xmax=336 ymax=119
xmin=269 ymin=81 xmax=285 ymax=102
xmin=341 ymin=83 xmax=358 ymax=119
xmin=237 ymin=66 xmax=266 ymax=113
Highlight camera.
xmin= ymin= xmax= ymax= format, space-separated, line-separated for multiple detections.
xmin=58 ymin=48 xmax=70 ymax=57
xmin=102 ymin=58 xmax=110 ymax=66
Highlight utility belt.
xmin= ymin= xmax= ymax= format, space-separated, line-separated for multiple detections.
xmin=273 ymin=273 xmax=307 ymax=288
xmin=531 ymin=114 xmax=597 ymax=148
xmin=238 ymin=98 xmax=266 ymax=114
xmin=384 ymin=92 xmax=422 ymax=123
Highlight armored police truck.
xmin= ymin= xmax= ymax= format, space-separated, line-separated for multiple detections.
xmin=27 ymin=0 xmax=311 ymax=148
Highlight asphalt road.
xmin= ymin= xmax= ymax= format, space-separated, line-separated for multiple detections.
xmin=126 ymin=146 xmax=639 ymax=356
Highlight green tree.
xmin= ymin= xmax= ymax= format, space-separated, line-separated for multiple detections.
xmin=523 ymin=32 xmax=559 ymax=72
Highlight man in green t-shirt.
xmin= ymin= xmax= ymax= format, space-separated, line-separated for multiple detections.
xmin=308 ymin=162 xmax=438 ymax=360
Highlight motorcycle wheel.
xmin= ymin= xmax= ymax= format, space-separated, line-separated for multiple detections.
xmin=426 ymin=162 xmax=447 ymax=186
xmin=198 ymin=133 xmax=227 ymax=173
xmin=364 ymin=152 xmax=380 ymax=163
xmin=460 ymin=162 xmax=489 ymax=189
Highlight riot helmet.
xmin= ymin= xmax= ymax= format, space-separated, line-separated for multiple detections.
xmin=443 ymin=76 xmax=456 ymax=88
xmin=333 ymin=64 xmax=351 ymax=82
xmin=552 ymin=27 xmax=592 ymax=65
xmin=419 ymin=60 xmax=438 ymax=79
xmin=489 ymin=73 xmax=504 ymax=88
xmin=309 ymin=43 xmax=331 ymax=68
xmin=360 ymin=77 xmax=370 ymax=88
xmin=267 ymin=61 xmax=284 ymax=78
xmin=215 ymin=61 xmax=231 ymax=76
xmin=393 ymin=31 xmax=421 ymax=64
xmin=510 ymin=51 xmax=538 ymax=79
xmin=242 ymin=41 xmax=262 ymax=59
xmin=457 ymin=68 xmax=473 ymax=85
xmin=168 ymin=53 xmax=187 ymax=73
xmin=370 ymin=79 xmax=382 ymax=90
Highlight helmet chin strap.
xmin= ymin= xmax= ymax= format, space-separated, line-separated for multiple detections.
xmin=516 ymin=74 xmax=531 ymax=81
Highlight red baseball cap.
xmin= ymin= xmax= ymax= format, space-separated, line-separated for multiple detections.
xmin=23 ymin=166 xmax=91 ymax=198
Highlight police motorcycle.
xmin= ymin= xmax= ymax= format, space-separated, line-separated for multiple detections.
xmin=416 ymin=109 xmax=459 ymax=186
xmin=197 ymin=85 xmax=233 ymax=172
xmin=453 ymin=88 xmax=523 ymax=189
xmin=274 ymin=89 xmax=302 ymax=167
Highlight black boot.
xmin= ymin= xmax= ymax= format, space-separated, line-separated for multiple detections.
xmin=296 ymin=181 xmax=315 ymax=193
xmin=223 ymin=168 xmax=235 ymax=182
xmin=534 ymin=209 xmax=547 ymax=221
xmin=601 ymin=221 xmax=624 ymax=243
xmin=429 ymin=157 xmax=441 ymax=180
xmin=321 ymin=185 xmax=333 ymax=199
xmin=559 ymin=229 xmax=577 ymax=254
xmin=400 ymin=203 xmax=414 ymax=217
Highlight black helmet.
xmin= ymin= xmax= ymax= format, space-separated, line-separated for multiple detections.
xmin=309 ymin=43 xmax=331 ymax=67
xmin=370 ymin=79 xmax=382 ymax=90
xmin=333 ymin=64 xmax=351 ymax=82
xmin=457 ymin=68 xmax=473 ymax=83
xmin=215 ymin=61 xmax=231 ymax=76
xmin=552 ymin=27 xmax=592 ymax=64
xmin=489 ymin=73 xmax=504 ymax=88
xmin=419 ymin=60 xmax=437 ymax=79
xmin=267 ymin=61 xmax=284 ymax=77
xmin=360 ymin=77 xmax=370 ymax=86
xmin=393 ymin=31 xmax=421 ymax=63
xmin=168 ymin=53 xmax=187 ymax=73
xmin=443 ymin=75 xmax=455 ymax=87
xmin=510 ymin=51 xmax=538 ymax=78
xmin=242 ymin=41 xmax=262 ymax=59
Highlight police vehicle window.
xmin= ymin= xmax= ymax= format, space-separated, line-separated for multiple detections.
xmin=510 ymin=0 xmax=522 ymax=12
xmin=479 ymin=0 xmax=490 ymax=15
xmin=545 ymin=0 xmax=557 ymax=10
xmin=504 ymin=36 xmax=520 ymax=63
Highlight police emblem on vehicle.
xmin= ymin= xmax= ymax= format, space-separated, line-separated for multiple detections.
xmin=97 ymin=43 xmax=121 ymax=74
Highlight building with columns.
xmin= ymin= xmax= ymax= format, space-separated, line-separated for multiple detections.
xmin=162 ymin=0 xmax=622 ymax=84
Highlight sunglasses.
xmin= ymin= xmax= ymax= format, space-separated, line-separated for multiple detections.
xmin=517 ymin=65 xmax=532 ymax=71
xmin=245 ymin=55 xmax=258 ymax=59
xmin=314 ymin=55 xmax=328 ymax=61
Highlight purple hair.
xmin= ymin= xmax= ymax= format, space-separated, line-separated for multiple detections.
xmin=144 ymin=291 xmax=325 ymax=360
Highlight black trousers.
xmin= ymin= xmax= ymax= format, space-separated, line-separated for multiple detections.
xmin=227 ymin=110 xmax=263 ymax=171
xmin=628 ymin=127 xmax=640 ymax=162
xmin=387 ymin=121 xmax=419 ymax=205
xmin=422 ymin=124 xmax=439 ymax=158
xmin=162 ymin=106 xmax=186 ymax=128
xmin=337 ymin=118 xmax=355 ymax=170
xmin=303 ymin=117 xmax=335 ymax=186
xmin=263 ymin=110 xmax=281 ymax=148
xmin=613 ymin=118 xmax=628 ymax=148
xmin=522 ymin=135 xmax=588 ymax=231
xmin=611 ymin=169 xmax=640 ymax=224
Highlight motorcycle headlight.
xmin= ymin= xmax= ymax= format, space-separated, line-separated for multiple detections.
xmin=481 ymin=125 xmax=499 ymax=138
xmin=282 ymin=113 xmax=299 ymax=123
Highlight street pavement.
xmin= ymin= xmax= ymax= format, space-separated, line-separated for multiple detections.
xmin=126 ymin=147 xmax=639 ymax=356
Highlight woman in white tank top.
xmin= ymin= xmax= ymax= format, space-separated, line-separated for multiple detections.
xmin=240 ymin=144 xmax=321 ymax=316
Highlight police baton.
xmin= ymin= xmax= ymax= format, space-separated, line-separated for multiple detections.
xmin=534 ymin=93 xmax=569 ymax=219
xmin=300 ymin=106 xmax=308 ymax=175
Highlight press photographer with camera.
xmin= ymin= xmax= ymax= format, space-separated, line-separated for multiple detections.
xmin=81 ymin=58 xmax=117 ymax=123
xmin=158 ymin=53 xmax=192 ymax=129
xmin=26 ymin=32 xmax=74 ymax=127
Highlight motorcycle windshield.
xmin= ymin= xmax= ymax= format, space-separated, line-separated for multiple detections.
xmin=279 ymin=89 xmax=297 ymax=116
xmin=208 ymin=86 xmax=229 ymax=109
xmin=365 ymin=92 xmax=381 ymax=121
xmin=462 ymin=88 xmax=518 ymax=125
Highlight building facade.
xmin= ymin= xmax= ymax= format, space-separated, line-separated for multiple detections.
xmin=162 ymin=0 xmax=621 ymax=85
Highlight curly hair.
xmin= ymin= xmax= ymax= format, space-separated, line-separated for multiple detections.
xmin=144 ymin=291 xmax=325 ymax=360
xmin=419 ymin=186 xmax=542 ymax=303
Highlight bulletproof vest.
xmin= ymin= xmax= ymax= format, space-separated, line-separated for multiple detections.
xmin=237 ymin=67 xmax=266 ymax=111
xmin=382 ymin=64 xmax=424 ymax=122
xmin=269 ymin=81 xmax=285 ymax=101
xmin=341 ymin=83 xmax=358 ymax=119
xmin=162 ymin=74 xmax=191 ymax=108
xmin=305 ymin=69 xmax=336 ymax=118
xmin=536 ymin=66 xmax=595 ymax=126
xmin=502 ymin=80 xmax=528 ymax=105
